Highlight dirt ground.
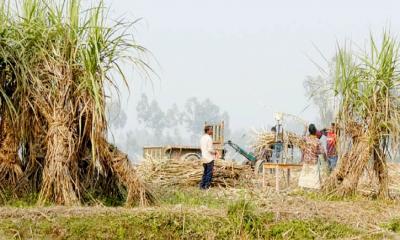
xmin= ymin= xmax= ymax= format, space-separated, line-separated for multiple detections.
xmin=1 ymin=163 xmax=400 ymax=239
xmin=251 ymin=163 xmax=400 ymax=229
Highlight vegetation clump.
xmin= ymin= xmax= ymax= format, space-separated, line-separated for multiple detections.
xmin=324 ymin=33 xmax=400 ymax=199
xmin=0 ymin=208 xmax=364 ymax=239
xmin=0 ymin=0 xmax=153 ymax=206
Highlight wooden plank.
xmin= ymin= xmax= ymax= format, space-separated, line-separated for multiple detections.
xmin=263 ymin=163 xmax=303 ymax=170
xmin=263 ymin=165 xmax=302 ymax=170
xmin=277 ymin=165 xmax=302 ymax=170
xmin=264 ymin=163 xmax=303 ymax=167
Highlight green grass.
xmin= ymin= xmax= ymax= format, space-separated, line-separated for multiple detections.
xmin=0 ymin=187 xmax=394 ymax=239
xmin=0 ymin=209 xmax=365 ymax=240
xmin=0 ymin=189 xmax=126 ymax=208
xmin=289 ymin=188 xmax=367 ymax=202
xmin=383 ymin=218 xmax=400 ymax=233
xmin=227 ymin=198 xmax=274 ymax=238
xmin=157 ymin=187 xmax=232 ymax=208
xmin=0 ymin=210 xmax=242 ymax=239
xmin=0 ymin=191 xmax=38 ymax=207
xmin=1 ymin=187 xmax=229 ymax=208
xmin=267 ymin=219 xmax=360 ymax=239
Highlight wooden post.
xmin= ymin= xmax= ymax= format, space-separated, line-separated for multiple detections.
xmin=262 ymin=163 xmax=302 ymax=191
xmin=275 ymin=166 xmax=280 ymax=192
xmin=221 ymin=121 xmax=224 ymax=144
xmin=287 ymin=169 xmax=291 ymax=187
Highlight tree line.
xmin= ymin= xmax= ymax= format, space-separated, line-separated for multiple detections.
xmin=107 ymin=95 xmax=231 ymax=160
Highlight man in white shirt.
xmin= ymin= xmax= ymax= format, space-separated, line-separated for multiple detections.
xmin=199 ymin=125 xmax=217 ymax=189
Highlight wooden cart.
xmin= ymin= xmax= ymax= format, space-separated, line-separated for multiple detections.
xmin=143 ymin=121 xmax=225 ymax=161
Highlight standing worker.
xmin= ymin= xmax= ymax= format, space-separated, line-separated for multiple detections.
xmin=318 ymin=128 xmax=328 ymax=153
xmin=326 ymin=123 xmax=338 ymax=172
xmin=199 ymin=125 xmax=217 ymax=189
xmin=268 ymin=126 xmax=277 ymax=162
xmin=298 ymin=124 xmax=327 ymax=189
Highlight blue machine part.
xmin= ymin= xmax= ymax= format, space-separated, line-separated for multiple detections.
xmin=271 ymin=142 xmax=283 ymax=163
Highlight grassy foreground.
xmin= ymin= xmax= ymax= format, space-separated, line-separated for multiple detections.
xmin=0 ymin=207 xmax=361 ymax=239
xmin=0 ymin=187 xmax=399 ymax=239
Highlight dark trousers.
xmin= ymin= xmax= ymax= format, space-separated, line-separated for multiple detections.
xmin=200 ymin=160 xmax=214 ymax=189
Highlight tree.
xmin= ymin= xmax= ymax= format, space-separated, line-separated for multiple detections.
xmin=303 ymin=60 xmax=336 ymax=127
xmin=136 ymin=95 xmax=184 ymax=145
xmin=107 ymin=101 xmax=127 ymax=129
xmin=165 ymin=103 xmax=182 ymax=128
xmin=136 ymin=94 xmax=167 ymax=138
xmin=134 ymin=95 xmax=230 ymax=149
xmin=182 ymin=97 xmax=230 ymax=143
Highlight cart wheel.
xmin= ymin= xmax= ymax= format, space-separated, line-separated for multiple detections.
xmin=180 ymin=153 xmax=201 ymax=161
xmin=254 ymin=159 xmax=266 ymax=175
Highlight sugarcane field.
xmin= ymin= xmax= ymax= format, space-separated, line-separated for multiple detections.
xmin=2 ymin=0 xmax=400 ymax=239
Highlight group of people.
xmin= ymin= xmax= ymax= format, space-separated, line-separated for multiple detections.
xmin=298 ymin=123 xmax=338 ymax=189
xmin=198 ymin=122 xmax=338 ymax=190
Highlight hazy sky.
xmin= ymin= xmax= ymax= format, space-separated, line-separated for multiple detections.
xmin=104 ymin=0 xmax=400 ymax=131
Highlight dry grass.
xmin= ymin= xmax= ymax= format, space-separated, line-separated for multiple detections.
xmin=0 ymin=112 xmax=24 ymax=193
xmin=1 ymin=164 xmax=400 ymax=238
xmin=138 ymin=158 xmax=253 ymax=188
xmin=105 ymin=142 xmax=155 ymax=207
xmin=227 ymin=163 xmax=400 ymax=231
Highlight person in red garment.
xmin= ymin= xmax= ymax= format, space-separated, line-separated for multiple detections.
xmin=326 ymin=123 xmax=338 ymax=172
xmin=298 ymin=124 xmax=327 ymax=189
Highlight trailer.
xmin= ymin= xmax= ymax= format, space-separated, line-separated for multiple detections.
xmin=143 ymin=145 xmax=202 ymax=161
xmin=143 ymin=121 xmax=225 ymax=161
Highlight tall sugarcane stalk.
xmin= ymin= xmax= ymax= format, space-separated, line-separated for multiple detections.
xmin=0 ymin=0 xmax=154 ymax=206
xmin=323 ymin=33 xmax=400 ymax=199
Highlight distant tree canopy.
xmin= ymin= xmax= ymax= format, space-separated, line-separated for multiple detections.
xmin=136 ymin=94 xmax=169 ymax=138
xmin=136 ymin=94 xmax=230 ymax=145
xmin=107 ymin=101 xmax=128 ymax=129
xmin=106 ymin=94 xmax=231 ymax=158
xmin=303 ymin=59 xmax=336 ymax=127
xmin=182 ymin=97 xmax=230 ymax=143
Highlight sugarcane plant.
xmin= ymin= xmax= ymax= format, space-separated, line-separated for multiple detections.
xmin=0 ymin=0 xmax=154 ymax=206
xmin=323 ymin=32 xmax=400 ymax=199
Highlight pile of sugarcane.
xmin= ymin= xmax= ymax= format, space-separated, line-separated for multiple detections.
xmin=358 ymin=163 xmax=400 ymax=196
xmin=285 ymin=132 xmax=307 ymax=150
xmin=323 ymin=33 xmax=400 ymax=199
xmin=138 ymin=158 xmax=253 ymax=187
xmin=252 ymin=131 xmax=275 ymax=158
xmin=0 ymin=0 xmax=154 ymax=206
xmin=252 ymin=130 xmax=306 ymax=159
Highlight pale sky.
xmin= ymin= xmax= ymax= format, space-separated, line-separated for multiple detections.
xmin=104 ymin=0 xmax=400 ymax=131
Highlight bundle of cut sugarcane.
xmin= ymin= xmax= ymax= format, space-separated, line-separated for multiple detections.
xmin=251 ymin=131 xmax=275 ymax=158
xmin=285 ymin=132 xmax=307 ymax=150
xmin=138 ymin=158 xmax=252 ymax=187
xmin=252 ymin=130 xmax=305 ymax=157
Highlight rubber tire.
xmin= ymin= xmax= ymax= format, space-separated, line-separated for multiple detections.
xmin=181 ymin=153 xmax=201 ymax=161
